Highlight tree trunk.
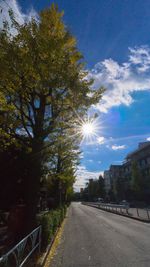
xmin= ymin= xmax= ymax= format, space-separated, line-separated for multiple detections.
xmin=25 ymin=139 xmax=43 ymax=233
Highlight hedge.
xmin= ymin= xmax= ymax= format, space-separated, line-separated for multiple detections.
xmin=38 ymin=205 xmax=67 ymax=250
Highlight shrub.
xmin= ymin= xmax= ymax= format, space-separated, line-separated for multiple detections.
xmin=52 ymin=210 xmax=61 ymax=232
xmin=38 ymin=205 xmax=67 ymax=250
xmin=39 ymin=213 xmax=53 ymax=250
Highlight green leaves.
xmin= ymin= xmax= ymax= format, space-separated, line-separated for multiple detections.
xmin=0 ymin=4 xmax=104 ymax=210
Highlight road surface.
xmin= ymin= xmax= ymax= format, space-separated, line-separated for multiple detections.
xmin=49 ymin=202 xmax=150 ymax=267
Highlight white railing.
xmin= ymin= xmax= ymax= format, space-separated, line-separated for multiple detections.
xmin=82 ymin=202 xmax=150 ymax=220
xmin=82 ymin=202 xmax=129 ymax=214
xmin=0 ymin=225 xmax=41 ymax=267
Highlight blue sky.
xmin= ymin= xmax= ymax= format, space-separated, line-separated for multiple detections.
xmin=1 ymin=0 xmax=150 ymax=190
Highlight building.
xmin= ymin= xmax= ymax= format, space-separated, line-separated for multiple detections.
xmin=104 ymin=141 xmax=150 ymax=194
xmin=125 ymin=142 xmax=150 ymax=177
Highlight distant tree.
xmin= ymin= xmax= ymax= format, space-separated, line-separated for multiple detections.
xmin=108 ymin=189 xmax=115 ymax=202
xmin=82 ymin=176 xmax=105 ymax=201
xmin=131 ymin=161 xmax=144 ymax=200
xmin=98 ymin=175 xmax=105 ymax=198
xmin=114 ymin=177 xmax=125 ymax=201
xmin=144 ymin=174 xmax=150 ymax=204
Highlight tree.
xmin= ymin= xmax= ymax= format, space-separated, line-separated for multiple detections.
xmin=0 ymin=90 xmax=17 ymax=149
xmin=98 ymin=175 xmax=105 ymax=198
xmin=114 ymin=177 xmax=125 ymax=201
xmin=82 ymin=176 xmax=105 ymax=201
xmin=131 ymin=161 xmax=144 ymax=200
xmin=0 ymin=4 xmax=104 ymax=229
xmin=0 ymin=142 xmax=30 ymax=210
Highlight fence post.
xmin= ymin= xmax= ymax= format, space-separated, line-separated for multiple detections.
xmin=146 ymin=209 xmax=150 ymax=220
xmin=39 ymin=226 xmax=41 ymax=253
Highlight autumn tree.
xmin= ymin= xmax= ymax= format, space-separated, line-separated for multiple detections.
xmin=44 ymin=125 xmax=80 ymax=205
xmin=0 ymin=4 xmax=104 ymax=228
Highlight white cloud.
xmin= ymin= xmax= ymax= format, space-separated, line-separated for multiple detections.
xmin=129 ymin=46 xmax=150 ymax=73
xmin=74 ymin=165 xmax=103 ymax=191
xmin=97 ymin=136 xmax=105 ymax=145
xmin=111 ymin=145 xmax=126 ymax=150
xmin=98 ymin=161 xmax=101 ymax=164
xmin=0 ymin=0 xmax=38 ymax=31
xmin=108 ymin=133 xmax=150 ymax=143
xmin=147 ymin=137 xmax=150 ymax=141
xmin=87 ymin=159 xmax=93 ymax=162
xmin=88 ymin=46 xmax=150 ymax=113
xmin=90 ymin=133 xmax=148 ymax=147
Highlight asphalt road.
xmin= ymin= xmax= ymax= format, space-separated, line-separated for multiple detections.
xmin=50 ymin=202 xmax=150 ymax=267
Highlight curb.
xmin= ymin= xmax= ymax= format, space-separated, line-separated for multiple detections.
xmin=41 ymin=227 xmax=59 ymax=267
xmin=82 ymin=203 xmax=150 ymax=223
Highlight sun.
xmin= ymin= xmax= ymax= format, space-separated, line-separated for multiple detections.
xmin=81 ymin=122 xmax=96 ymax=137
xmin=73 ymin=116 xmax=100 ymax=143
xmin=68 ymin=108 xmax=101 ymax=144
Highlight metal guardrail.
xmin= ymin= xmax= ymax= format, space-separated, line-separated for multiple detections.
xmin=82 ymin=202 xmax=150 ymax=220
xmin=133 ymin=207 xmax=150 ymax=220
xmin=146 ymin=209 xmax=150 ymax=219
xmin=0 ymin=225 xmax=41 ymax=267
xmin=82 ymin=202 xmax=129 ymax=214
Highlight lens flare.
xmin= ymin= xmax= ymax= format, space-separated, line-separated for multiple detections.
xmin=74 ymin=116 xmax=100 ymax=143
xmin=82 ymin=122 xmax=96 ymax=137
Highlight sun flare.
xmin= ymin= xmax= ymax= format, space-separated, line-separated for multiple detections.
xmin=73 ymin=116 xmax=100 ymax=143
xmin=81 ymin=122 xmax=96 ymax=137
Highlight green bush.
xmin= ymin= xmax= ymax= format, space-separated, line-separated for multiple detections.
xmin=52 ymin=210 xmax=61 ymax=232
xmin=38 ymin=205 xmax=67 ymax=250
xmin=39 ymin=213 xmax=53 ymax=250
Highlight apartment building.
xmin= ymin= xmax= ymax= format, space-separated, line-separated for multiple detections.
xmin=104 ymin=141 xmax=150 ymax=193
xmin=125 ymin=142 xmax=150 ymax=177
